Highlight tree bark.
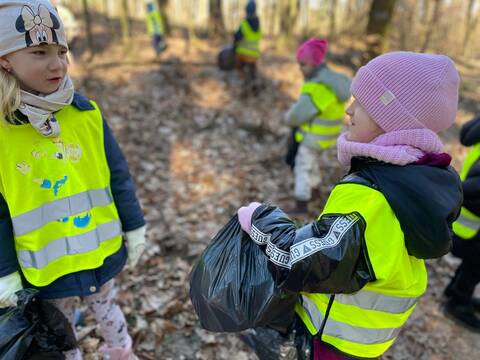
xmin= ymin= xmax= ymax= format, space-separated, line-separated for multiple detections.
xmin=420 ymin=0 xmax=442 ymax=52
xmin=209 ymin=0 xmax=226 ymax=37
xmin=81 ymin=0 xmax=94 ymax=59
xmin=363 ymin=0 xmax=397 ymax=63
xmin=329 ymin=0 xmax=337 ymax=39
xmin=279 ymin=0 xmax=300 ymax=39
xmin=463 ymin=0 xmax=478 ymax=56
xmin=119 ymin=0 xmax=130 ymax=45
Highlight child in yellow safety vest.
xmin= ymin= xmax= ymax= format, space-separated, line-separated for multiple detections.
xmin=146 ymin=0 xmax=166 ymax=55
xmin=444 ymin=113 xmax=480 ymax=331
xmin=285 ymin=38 xmax=351 ymax=215
xmin=0 ymin=1 xmax=145 ymax=359
xmin=237 ymin=52 xmax=462 ymax=359
xmin=234 ymin=1 xmax=261 ymax=93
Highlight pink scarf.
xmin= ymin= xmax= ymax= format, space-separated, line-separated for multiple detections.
xmin=336 ymin=129 xmax=445 ymax=166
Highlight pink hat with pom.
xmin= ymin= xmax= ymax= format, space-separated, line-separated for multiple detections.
xmin=296 ymin=38 xmax=328 ymax=66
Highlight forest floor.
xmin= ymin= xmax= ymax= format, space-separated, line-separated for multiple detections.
xmin=69 ymin=27 xmax=480 ymax=360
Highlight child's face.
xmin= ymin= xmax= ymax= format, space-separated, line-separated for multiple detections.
xmin=0 ymin=44 xmax=68 ymax=95
xmin=345 ymin=99 xmax=384 ymax=143
xmin=299 ymin=62 xmax=315 ymax=78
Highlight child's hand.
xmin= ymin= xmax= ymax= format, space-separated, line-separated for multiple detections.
xmin=237 ymin=202 xmax=262 ymax=235
xmin=0 ymin=271 xmax=23 ymax=308
xmin=125 ymin=225 xmax=147 ymax=269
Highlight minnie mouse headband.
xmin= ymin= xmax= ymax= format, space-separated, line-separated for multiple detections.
xmin=0 ymin=0 xmax=67 ymax=57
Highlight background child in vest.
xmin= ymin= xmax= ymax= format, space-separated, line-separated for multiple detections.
xmin=444 ymin=113 xmax=480 ymax=331
xmin=233 ymin=1 xmax=261 ymax=94
xmin=285 ymin=38 xmax=351 ymax=215
xmin=146 ymin=0 xmax=166 ymax=56
xmin=0 ymin=1 xmax=146 ymax=359
xmin=237 ymin=52 xmax=462 ymax=359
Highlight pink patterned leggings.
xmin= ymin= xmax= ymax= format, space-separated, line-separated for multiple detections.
xmin=46 ymin=280 xmax=131 ymax=360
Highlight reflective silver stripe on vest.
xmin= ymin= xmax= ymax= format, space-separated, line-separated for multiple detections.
xmin=302 ymin=295 xmax=402 ymax=345
xmin=312 ymin=118 xmax=343 ymax=127
xmin=12 ymin=188 xmax=113 ymax=236
xmin=456 ymin=213 xmax=480 ymax=231
xmin=18 ymin=220 xmax=122 ymax=270
xmin=335 ymin=291 xmax=417 ymax=314
xmin=301 ymin=132 xmax=339 ymax=141
xmin=238 ymin=40 xmax=259 ymax=53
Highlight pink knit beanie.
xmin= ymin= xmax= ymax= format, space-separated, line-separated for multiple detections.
xmin=296 ymin=38 xmax=328 ymax=66
xmin=351 ymin=51 xmax=459 ymax=133
xmin=337 ymin=52 xmax=459 ymax=166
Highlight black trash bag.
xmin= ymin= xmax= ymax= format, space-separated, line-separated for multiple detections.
xmin=189 ymin=215 xmax=297 ymax=333
xmin=239 ymin=327 xmax=297 ymax=360
xmin=0 ymin=289 xmax=77 ymax=360
xmin=218 ymin=45 xmax=236 ymax=71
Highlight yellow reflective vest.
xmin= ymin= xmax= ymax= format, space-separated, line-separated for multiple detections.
xmin=295 ymin=183 xmax=427 ymax=358
xmin=295 ymin=82 xmax=346 ymax=150
xmin=146 ymin=10 xmax=164 ymax=35
xmin=452 ymin=144 xmax=480 ymax=239
xmin=235 ymin=19 xmax=261 ymax=58
xmin=0 ymin=102 xmax=123 ymax=286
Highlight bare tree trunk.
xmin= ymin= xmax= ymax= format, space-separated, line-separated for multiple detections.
xmin=399 ymin=0 xmax=417 ymax=51
xmin=420 ymin=0 xmax=442 ymax=52
xmin=119 ymin=0 xmax=130 ymax=45
xmin=209 ymin=0 xmax=226 ymax=37
xmin=279 ymin=0 xmax=300 ymax=40
xmin=345 ymin=0 xmax=354 ymax=22
xmin=102 ymin=0 xmax=109 ymax=16
xmin=186 ymin=0 xmax=198 ymax=54
xmin=268 ymin=0 xmax=276 ymax=35
xmin=364 ymin=0 xmax=397 ymax=63
xmin=81 ymin=0 xmax=94 ymax=59
xmin=329 ymin=0 xmax=337 ymax=39
xmin=304 ymin=0 xmax=310 ymax=35
xmin=463 ymin=0 xmax=478 ymax=56
xmin=420 ymin=0 xmax=429 ymax=19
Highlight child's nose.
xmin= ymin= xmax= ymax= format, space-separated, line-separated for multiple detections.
xmin=48 ymin=56 xmax=64 ymax=71
xmin=345 ymin=105 xmax=353 ymax=116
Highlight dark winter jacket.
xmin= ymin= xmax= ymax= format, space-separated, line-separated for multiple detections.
xmin=458 ymin=114 xmax=480 ymax=217
xmin=250 ymin=158 xmax=462 ymax=293
xmin=0 ymin=93 xmax=145 ymax=299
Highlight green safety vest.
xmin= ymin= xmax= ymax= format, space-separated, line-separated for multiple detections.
xmin=452 ymin=144 xmax=480 ymax=239
xmin=146 ymin=10 xmax=164 ymax=35
xmin=235 ymin=19 xmax=261 ymax=58
xmin=295 ymin=82 xmax=346 ymax=150
xmin=295 ymin=183 xmax=427 ymax=358
xmin=0 ymin=102 xmax=123 ymax=286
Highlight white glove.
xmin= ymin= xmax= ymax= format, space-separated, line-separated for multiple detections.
xmin=125 ymin=225 xmax=147 ymax=268
xmin=0 ymin=272 xmax=23 ymax=308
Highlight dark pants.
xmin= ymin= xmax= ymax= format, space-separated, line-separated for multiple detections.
xmin=446 ymin=235 xmax=480 ymax=304
xmin=152 ymin=34 xmax=166 ymax=55
xmin=285 ymin=127 xmax=299 ymax=171
xmin=235 ymin=54 xmax=258 ymax=95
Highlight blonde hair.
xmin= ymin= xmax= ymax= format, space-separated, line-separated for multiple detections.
xmin=0 ymin=67 xmax=21 ymax=124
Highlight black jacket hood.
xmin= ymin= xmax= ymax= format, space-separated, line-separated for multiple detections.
xmin=348 ymin=157 xmax=463 ymax=259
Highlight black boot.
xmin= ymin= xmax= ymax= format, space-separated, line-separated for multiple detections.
xmin=444 ymin=299 xmax=480 ymax=332
xmin=472 ymin=298 xmax=480 ymax=313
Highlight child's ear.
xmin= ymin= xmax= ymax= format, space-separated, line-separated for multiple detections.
xmin=0 ymin=57 xmax=13 ymax=73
